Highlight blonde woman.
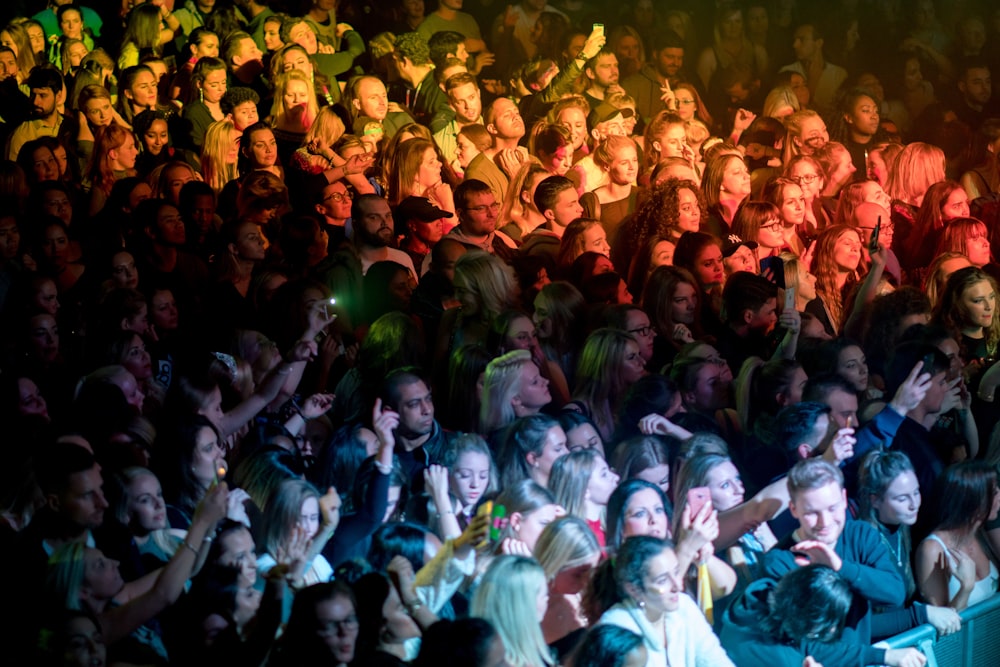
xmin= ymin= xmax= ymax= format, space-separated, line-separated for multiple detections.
xmin=480 ymin=349 xmax=552 ymax=435
xmin=547 ymin=449 xmax=619 ymax=547
xmin=290 ymin=105 xmax=346 ymax=174
xmin=534 ymin=516 xmax=602 ymax=646
xmin=472 ymin=555 xmax=555 ymax=667
xmin=200 ymin=119 xmax=240 ymax=193
xmin=269 ymin=69 xmax=320 ymax=164
xmin=781 ymin=109 xmax=828 ymax=165
xmin=591 ymin=136 xmax=639 ymax=235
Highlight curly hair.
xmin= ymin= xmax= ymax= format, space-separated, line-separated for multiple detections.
xmin=933 ymin=266 xmax=1000 ymax=359
xmin=811 ymin=225 xmax=863 ymax=332
xmin=629 ymin=180 xmax=706 ymax=254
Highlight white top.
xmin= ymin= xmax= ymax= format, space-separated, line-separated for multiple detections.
xmin=256 ymin=552 xmax=333 ymax=586
xmin=598 ymin=594 xmax=735 ymax=667
xmin=924 ymin=533 xmax=999 ymax=607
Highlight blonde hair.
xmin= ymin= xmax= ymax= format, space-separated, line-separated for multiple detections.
xmin=782 ymin=109 xmax=823 ymax=164
xmin=471 ymin=555 xmax=554 ymax=667
xmin=480 ymin=350 xmax=534 ymax=434
xmin=201 ymin=119 xmax=239 ymax=193
xmin=303 ymin=104 xmax=345 ymax=146
xmin=270 ymin=69 xmax=319 ymax=126
xmin=547 ymin=449 xmax=603 ymax=520
xmin=533 ymin=515 xmax=600 ymax=582
xmin=592 ymin=135 xmax=635 ymax=171
xmin=884 ymin=142 xmax=945 ymax=206
xmin=763 ymin=85 xmax=800 ymax=119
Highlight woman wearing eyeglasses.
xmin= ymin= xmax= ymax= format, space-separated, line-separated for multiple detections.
xmin=784 ymin=154 xmax=832 ymax=231
xmin=270 ymin=581 xmax=360 ymax=667
xmin=731 ymin=201 xmax=788 ymax=263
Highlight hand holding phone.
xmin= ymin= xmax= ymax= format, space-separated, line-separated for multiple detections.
xmin=687 ymin=486 xmax=711 ymax=519
xmin=868 ymin=216 xmax=882 ymax=254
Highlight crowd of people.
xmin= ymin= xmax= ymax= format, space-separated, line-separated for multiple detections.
xmin=2 ymin=0 xmax=1000 ymax=666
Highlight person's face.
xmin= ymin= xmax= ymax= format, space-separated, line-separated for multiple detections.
xmin=125 ymin=473 xmax=166 ymax=533
xmin=29 ymin=312 xmax=59 ymax=363
xmin=790 ymin=160 xmax=823 ymax=200
xmin=359 ymin=198 xmax=395 ymax=246
xmin=318 ymin=181 xmax=353 ymax=220
xmin=542 ymin=144 xmax=572 ymax=175
xmin=622 ymin=339 xmax=647 ymax=382
xmin=587 ymin=455 xmax=620 ymax=506
xmin=721 ymin=157 xmax=751 ymax=197
xmin=551 ymin=550 xmax=599 ymax=596
xmin=43 ymin=224 xmax=69 ymax=267
xmin=517 ymin=362 xmax=552 ymax=412
xmin=127 ymin=71 xmax=158 ymax=109
xmin=871 ymin=470 xmax=921 ymax=526
xmin=355 ymin=78 xmax=389 ymax=120
xmin=705 ymin=460 xmax=744 ymax=512
xmin=674 ymin=87 xmax=697 ymax=121
xmin=589 ymin=53 xmax=619 ymax=87
xmin=282 ymin=48 xmax=312 ymax=78
xmin=624 ymin=487 xmax=668 ymax=539
xmin=778 ymin=184 xmax=806 ymax=225
xmin=505 ymin=315 xmax=538 ymax=352
xmin=84 ymin=95 xmax=115 ymax=129
xmin=150 ymin=289 xmax=178 ymax=331
xmin=63 ymin=615 xmax=107 ymax=667
xmin=0 ymin=216 xmax=19 ymax=259
xmin=566 ymin=423 xmax=603 ymax=454
xmin=113 ymin=134 xmax=138 ymax=170
xmin=747 ymin=297 xmax=778 ymax=335
xmin=833 ymin=230 xmax=862 ymax=272
xmin=395 ymin=379 xmax=434 ymax=438
xmin=548 ymin=188 xmax=584 ymax=227
xmin=667 ymin=188 xmax=701 ymax=233
xmin=263 ymin=20 xmax=283 ymax=51
xmin=961 ymin=67 xmax=992 ymax=106
xmin=248 ymin=128 xmax=277 ymax=167
xmin=60 ymin=9 xmax=84 ymax=39
xmin=402 ymin=0 xmax=425 ymax=17
xmin=532 ymin=293 xmax=553 ymax=337
xmin=796 ymin=116 xmax=829 ymax=155
xmin=137 ymin=118 xmax=168 ymax=156
xmin=657 ymin=123 xmax=687 ymax=159
xmin=82 ymin=548 xmax=124 ymax=602
xmin=724 ymin=244 xmax=756 ymax=274
xmin=824 ymin=388 xmax=858 ymax=429
xmin=316 ymin=595 xmax=359 ymax=663
xmin=636 ymin=547 xmax=683 ymax=615
xmin=581 ymin=224 xmax=611 ymax=256
xmin=532 ymin=425 xmax=568 ymax=476
xmin=0 ymin=50 xmax=17 ymax=79
xmin=846 ymin=95 xmax=879 ymax=137
xmin=557 ymin=107 xmax=588 ymax=151
xmin=455 ymin=186 xmax=497 ymax=239
xmin=31 ymin=278 xmax=60 ymax=317
xmin=112 ymin=368 xmax=145 ymax=412
xmin=836 ymin=345 xmax=869 ymax=392
xmin=192 ymin=33 xmax=220 ymax=59
xmin=624 ymin=309 xmax=655 ymax=361
xmin=109 ymin=252 xmax=138 ymax=290
xmin=288 ymin=21 xmax=318 ymax=55
xmin=449 ymin=450 xmax=490 ymax=509
xmin=691 ymin=362 xmax=729 ymax=412
xmin=515 ymin=503 xmax=562 ymax=550
xmin=417 ymin=147 xmax=442 ymax=187
xmin=234 ymin=222 xmax=268 ymax=261
xmin=297 ymin=496 xmax=321 ymax=540
xmin=617 ymin=35 xmax=640 ymax=64
xmin=57 ymin=464 xmax=108 ymax=530
xmin=121 ymin=334 xmax=152 ymax=381
xmin=17 ymin=377 xmax=49 ymax=421
xmin=668 ymin=281 xmax=697 ymax=325
xmin=792 ymin=25 xmax=820 ymax=62
xmin=757 ymin=215 xmax=785 ymax=248
xmin=967 ymin=229 xmax=992 ymax=267
xmin=152 ymin=204 xmax=184 ymax=247
xmin=229 ymin=101 xmax=258 ymax=131
xmin=656 ymin=47 xmax=684 ymax=78
xmin=651 ymin=240 xmax=675 ymax=268
xmin=283 ymin=79 xmax=310 ymax=110
xmin=606 ymin=144 xmax=638 ymax=186
xmin=449 ymin=82 xmax=481 ymax=124
xmin=962 ymin=279 xmax=996 ymax=329
xmin=200 ymin=68 xmax=227 ymax=104
xmin=31 ymin=146 xmax=59 ymax=183
xmin=455 ymin=132 xmax=479 ymax=168
xmin=191 ymin=426 xmax=225 ymax=488
xmin=490 ymin=97 xmax=524 ymax=139
xmin=858 ymin=182 xmax=892 ymax=214
xmin=942 ymin=187 xmax=970 ymax=221
xmin=693 ymin=244 xmax=725 ymax=288
xmin=791 ymin=481 xmax=846 ymax=546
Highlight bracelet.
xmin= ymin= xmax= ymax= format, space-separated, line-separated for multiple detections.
xmin=406 ymin=600 xmax=423 ymax=612
xmin=180 ymin=540 xmax=199 ymax=556
xmin=373 ymin=459 xmax=393 ymax=475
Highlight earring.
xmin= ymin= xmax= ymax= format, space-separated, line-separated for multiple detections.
xmin=199 ymin=89 xmax=204 ymax=103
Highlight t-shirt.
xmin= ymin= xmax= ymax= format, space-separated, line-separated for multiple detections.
xmin=417 ymin=12 xmax=483 ymax=41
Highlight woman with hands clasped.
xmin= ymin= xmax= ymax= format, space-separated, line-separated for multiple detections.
xmin=45 ymin=482 xmax=229 ymax=656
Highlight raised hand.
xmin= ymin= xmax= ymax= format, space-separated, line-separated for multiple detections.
xmin=301 ymin=393 xmax=335 ymax=419
xmin=889 ymin=361 xmax=932 ymax=416
xmin=373 ymin=398 xmax=400 ymax=450
xmin=792 ymin=540 xmax=842 ymax=571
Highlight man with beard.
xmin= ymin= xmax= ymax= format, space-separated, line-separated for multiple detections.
xmin=622 ymin=30 xmax=690 ymax=124
xmin=433 ymin=72 xmax=483 ymax=165
xmin=380 ymin=367 xmax=452 ymax=492
xmin=582 ymin=50 xmax=623 ymax=109
xmin=353 ymin=194 xmax=418 ymax=279
xmin=7 ymin=66 xmax=73 ymax=161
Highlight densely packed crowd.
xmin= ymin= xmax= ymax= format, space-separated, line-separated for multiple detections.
xmin=2 ymin=0 xmax=1000 ymax=666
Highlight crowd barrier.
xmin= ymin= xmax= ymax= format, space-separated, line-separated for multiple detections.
xmin=876 ymin=594 xmax=1000 ymax=667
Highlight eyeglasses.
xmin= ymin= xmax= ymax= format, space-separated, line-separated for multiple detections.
xmin=463 ymin=202 xmax=501 ymax=214
xmin=676 ymin=98 xmax=696 ymax=106
xmin=317 ymin=616 xmax=359 ymax=635
xmin=859 ymin=222 xmax=894 ymax=231
xmin=628 ymin=326 xmax=655 ymax=338
xmin=761 ymin=221 xmax=784 ymax=232
xmin=793 ymin=174 xmax=820 ymax=184
xmin=322 ymin=191 xmax=353 ymax=203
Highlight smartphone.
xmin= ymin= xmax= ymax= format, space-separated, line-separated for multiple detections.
xmin=592 ymin=23 xmax=604 ymax=37
xmin=489 ymin=503 xmax=507 ymax=541
xmin=687 ymin=486 xmax=711 ymax=518
xmin=477 ymin=501 xmax=495 ymax=547
xmin=784 ymin=286 xmax=796 ymax=311
xmin=868 ymin=216 xmax=882 ymax=254
xmin=323 ymin=297 xmax=337 ymax=318
xmin=760 ymin=256 xmax=786 ymax=288
xmin=921 ymin=352 xmax=935 ymax=374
